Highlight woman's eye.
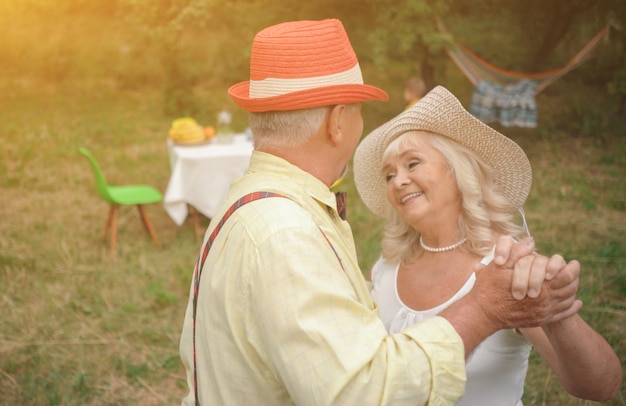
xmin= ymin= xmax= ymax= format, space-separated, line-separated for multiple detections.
xmin=408 ymin=160 xmax=420 ymax=169
xmin=385 ymin=173 xmax=396 ymax=183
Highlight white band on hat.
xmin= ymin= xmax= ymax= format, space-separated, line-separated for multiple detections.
xmin=249 ymin=63 xmax=364 ymax=98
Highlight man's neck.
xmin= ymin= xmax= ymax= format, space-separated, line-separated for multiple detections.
xmin=258 ymin=141 xmax=341 ymax=188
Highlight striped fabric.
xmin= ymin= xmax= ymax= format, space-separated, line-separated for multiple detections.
xmin=440 ymin=22 xmax=612 ymax=95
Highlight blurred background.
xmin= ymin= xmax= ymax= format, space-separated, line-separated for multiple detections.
xmin=0 ymin=0 xmax=624 ymax=404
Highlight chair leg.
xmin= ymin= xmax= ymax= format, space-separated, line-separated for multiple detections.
xmin=110 ymin=205 xmax=119 ymax=256
xmin=137 ymin=205 xmax=160 ymax=244
xmin=103 ymin=205 xmax=115 ymax=242
xmin=189 ymin=204 xmax=203 ymax=240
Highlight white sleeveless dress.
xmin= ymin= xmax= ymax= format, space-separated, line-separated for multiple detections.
xmin=370 ymin=251 xmax=532 ymax=406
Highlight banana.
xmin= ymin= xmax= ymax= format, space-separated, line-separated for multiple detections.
xmin=169 ymin=117 xmax=206 ymax=143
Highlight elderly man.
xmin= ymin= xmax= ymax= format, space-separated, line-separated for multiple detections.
xmin=179 ymin=19 xmax=581 ymax=405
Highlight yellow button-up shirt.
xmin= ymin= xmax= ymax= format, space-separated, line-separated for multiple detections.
xmin=180 ymin=151 xmax=466 ymax=405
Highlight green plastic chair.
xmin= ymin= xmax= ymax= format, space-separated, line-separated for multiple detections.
xmin=79 ymin=147 xmax=163 ymax=256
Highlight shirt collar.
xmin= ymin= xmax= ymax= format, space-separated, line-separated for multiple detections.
xmin=245 ymin=151 xmax=342 ymax=217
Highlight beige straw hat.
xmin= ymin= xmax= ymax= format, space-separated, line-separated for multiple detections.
xmin=353 ymin=85 xmax=532 ymax=218
xmin=228 ymin=19 xmax=388 ymax=112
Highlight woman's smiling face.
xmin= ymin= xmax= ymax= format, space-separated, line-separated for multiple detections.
xmin=383 ymin=131 xmax=462 ymax=229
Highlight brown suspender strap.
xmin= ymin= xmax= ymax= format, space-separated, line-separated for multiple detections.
xmin=191 ymin=191 xmax=346 ymax=405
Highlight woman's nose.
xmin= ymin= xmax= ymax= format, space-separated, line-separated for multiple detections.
xmin=393 ymin=170 xmax=410 ymax=187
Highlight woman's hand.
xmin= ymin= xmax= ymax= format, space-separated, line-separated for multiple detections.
xmin=487 ymin=236 xmax=581 ymax=301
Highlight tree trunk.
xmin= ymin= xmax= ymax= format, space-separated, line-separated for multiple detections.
xmin=421 ymin=59 xmax=435 ymax=92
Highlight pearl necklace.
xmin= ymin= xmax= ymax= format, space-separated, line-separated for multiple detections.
xmin=419 ymin=236 xmax=467 ymax=253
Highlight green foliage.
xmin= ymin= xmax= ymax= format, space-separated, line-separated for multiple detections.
xmin=124 ymin=361 xmax=149 ymax=381
xmin=608 ymin=63 xmax=626 ymax=108
xmin=363 ymin=0 xmax=452 ymax=85
xmin=147 ymin=279 xmax=178 ymax=307
xmin=1 ymin=2 xmax=625 ymax=404
xmin=618 ymin=273 xmax=626 ymax=298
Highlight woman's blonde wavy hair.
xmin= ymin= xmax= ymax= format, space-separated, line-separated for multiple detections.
xmin=381 ymin=131 xmax=527 ymax=263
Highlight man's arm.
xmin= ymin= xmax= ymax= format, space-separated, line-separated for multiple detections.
xmin=438 ymin=237 xmax=582 ymax=357
xmin=252 ymin=225 xmax=467 ymax=405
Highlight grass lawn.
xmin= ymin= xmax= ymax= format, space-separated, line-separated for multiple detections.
xmin=0 ymin=70 xmax=625 ymax=404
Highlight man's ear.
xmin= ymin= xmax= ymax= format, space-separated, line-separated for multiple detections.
xmin=326 ymin=104 xmax=346 ymax=146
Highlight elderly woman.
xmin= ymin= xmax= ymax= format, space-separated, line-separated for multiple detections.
xmin=354 ymin=86 xmax=621 ymax=405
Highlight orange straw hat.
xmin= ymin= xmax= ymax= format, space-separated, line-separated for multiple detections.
xmin=228 ymin=19 xmax=388 ymax=112
xmin=354 ymin=86 xmax=532 ymax=218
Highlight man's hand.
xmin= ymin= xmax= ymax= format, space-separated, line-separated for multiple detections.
xmin=471 ymin=240 xmax=582 ymax=330
xmin=488 ymin=236 xmax=578 ymax=301
xmin=440 ymin=236 xmax=582 ymax=357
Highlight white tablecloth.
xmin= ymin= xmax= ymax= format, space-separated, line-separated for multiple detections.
xmin=164 ymin=135 xmax=253 ymax=225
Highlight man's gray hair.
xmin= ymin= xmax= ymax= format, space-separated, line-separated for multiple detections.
xmin=249 ymin=106 xmax=332 ymax=149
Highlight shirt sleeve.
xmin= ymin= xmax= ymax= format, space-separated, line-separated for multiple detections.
xmin=245 ymin=225 xmax=466 ymax=405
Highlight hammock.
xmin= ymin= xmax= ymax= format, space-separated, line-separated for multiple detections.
xmin=438 ymin=21 xmax=611 ymax=127
xmin=439 ymin=21 xmax=612 ymax=94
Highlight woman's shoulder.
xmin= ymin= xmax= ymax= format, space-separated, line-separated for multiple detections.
xmin=370 ymin=256 xmax=399 ymax=284
xmin=372 ymin=256 xmax=399 ymax=272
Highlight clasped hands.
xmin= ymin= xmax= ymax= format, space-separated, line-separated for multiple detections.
xmin=473 ymin=236 xmax=582 ymax=329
